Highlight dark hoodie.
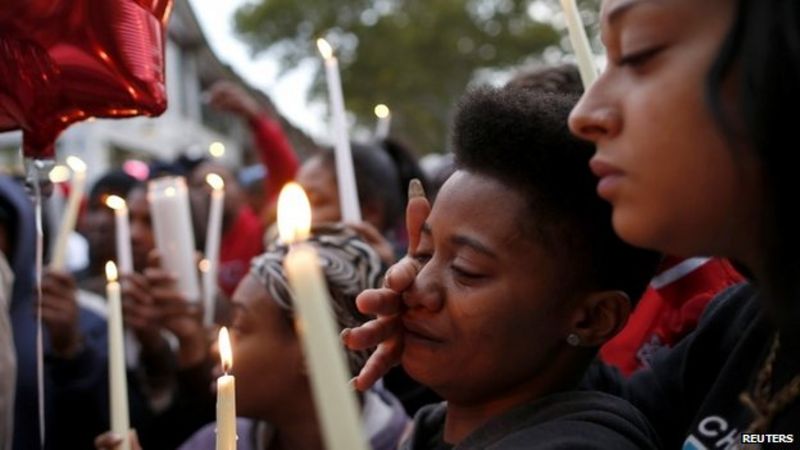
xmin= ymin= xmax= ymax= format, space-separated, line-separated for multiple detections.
xmin=401 ymin=391 xmax=660 ymax=450
xmin=0 ymin=176 xmax=109 ymax=450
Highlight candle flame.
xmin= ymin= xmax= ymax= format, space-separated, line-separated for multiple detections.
xmin=219 ymin=326 xmax=233 ymax=373
xmin=105 ymin=195 xmax=127 ymax=211
xmin=48 ymin=165 xmax=71 ymax=184
xmin=66 ymin=156 xmax=87 ymax=173
xmin=205 ymin=173 xmax=225 ymax=191
xmin=374 ymin=104 xmax=390 ymax=118
xmin=165 ymin=186 xmax=176 ymax=197
xmin=199 ymin=258 xmax=211 ymax=273
xmin=316 ymin=38 xmax=333 ymax=60
xmin=209 ymin=141 xmax=226 ymax=158
xmin=277 ymin=183 xmax=312 ymax=244
xmin=105 ymin=261 xmax=118 ymax=282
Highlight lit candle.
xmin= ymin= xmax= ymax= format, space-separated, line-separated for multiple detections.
xmin=374 ymin=104 xmax=391 ymax=140
xmin=277 ymin=183 xmax=368 ymax=450
xmin=51 ymin=156 xmax=86 ymax=270
xmin=202 ymin=173 xmax=225 ymax=327
xmin=560 ymin=0 xmax=598 ymax=88
xmin=216 ymin=327 xmax=236 ymax=450
xmin=106 ymin=261 xmax=131 ymax=450
xmin=147 ymin=176 xmax=201 ymax=302
xmin=316 ymin=38 xmax=362 ymax=222
xmin=106 ymin=195 xmax=133 ymax=275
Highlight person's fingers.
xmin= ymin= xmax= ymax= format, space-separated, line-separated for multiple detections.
xmin=147 ymin=249 xmax=162 ymax=269
xmin=42 ymin=269 xmax=77 ymax=290
xmin=122 ymin=272 xmax=150 ymax=292
xmin=355 ymin=288 xmax=404 ymax=316
xmin=144 ymin=267 xmax=177 ymax=289
xmin=94 ymin=431 xmax=122 ymax=449
xmin=352 ymin=338 xmax=403 ymax=391
xmin=39 ymin=308 xmax=65 ymax=326
xmin=122 ymin=284 xmax=153 ymax=306
xmin=406 ymin=179 xmax=431 ymax=254
xmin=129 ymin=429 xmax=143 ymax=450
xmin=383 ymin=257 xmax=421 ymax=292
xmin=343 ymin=315 xmax=401 ymax=351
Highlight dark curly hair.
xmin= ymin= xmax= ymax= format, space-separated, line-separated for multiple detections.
xmin=452 ymin=86 xmax=660 ymax=304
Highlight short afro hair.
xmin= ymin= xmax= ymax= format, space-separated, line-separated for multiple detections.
xmin=452 ymin=86 xmax=660 ymax=304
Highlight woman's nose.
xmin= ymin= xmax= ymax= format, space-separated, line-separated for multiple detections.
xmin=568 ymin=82 xmax=622 ymax=142
xmin=402 ymin=263 xmax=444 ymax=313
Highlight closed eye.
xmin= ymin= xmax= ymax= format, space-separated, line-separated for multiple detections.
xmin=451 ymin=265 xmax=485 ymax=281
xmin=618 ymin=45 xmax=664 ymax=68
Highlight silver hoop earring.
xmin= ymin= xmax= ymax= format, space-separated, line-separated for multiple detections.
xmin=566 ymin=333 xmax=581 ymax=347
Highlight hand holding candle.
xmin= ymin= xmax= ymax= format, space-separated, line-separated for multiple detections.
xmin=203 ymin=173 xmax=225 ymax=327
xmin=216 ymin=327 xmax=236 ymax=450
xmin=51 ymin=156 xmax=86 ymax=270
xmin=317 ymin=38 xmax=361 ymax=222
xmin=560 ymin=0 xmax=598 ymax=88
xmin=106 ymin=261 xmax=131 ymax=450
xmin=106 ymin=195 xmax=133 ymax=275
xmin=277 ymin=183 xmax=368 ymax=450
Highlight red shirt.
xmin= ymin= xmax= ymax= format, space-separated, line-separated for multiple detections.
xmin=600 ymin=256 xmax=743 ymax=375
xmin=249 ymin=116 xmax=300 ymax=205
xmin=217 ymin=206 xmax=264 ymax=296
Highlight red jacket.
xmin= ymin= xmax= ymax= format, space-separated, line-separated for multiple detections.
xmin=600 ymin=256 xmax=743 ymax=375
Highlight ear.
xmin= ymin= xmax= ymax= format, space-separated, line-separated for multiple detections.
xmin=568 ymin=290 xmax=631 ymax=347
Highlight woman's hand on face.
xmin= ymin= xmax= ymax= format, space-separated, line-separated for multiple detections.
xmin=94 ymin=429 xmax=142 ymax=450
xmin=341 ymin=179 xmax=431 ymax=391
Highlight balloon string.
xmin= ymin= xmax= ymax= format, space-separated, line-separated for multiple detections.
xmin=32 ymin=167 xmax=46 ymax=450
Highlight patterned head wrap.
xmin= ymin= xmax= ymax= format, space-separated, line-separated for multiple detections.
xmin=249 ymin=224 xmax=385 ymax=375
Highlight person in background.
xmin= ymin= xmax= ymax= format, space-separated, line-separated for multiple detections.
xmin=600 ymin=256 xmax=742 ymax=375
xmin=207 ymin=81 xmax=300 ymax=213
xmin=0 ymin=206 xmax=16 ymax=450
xmin=76 ymin=170 xmax=139 ymax=296
xmin=508 ymin=63 xmax=746 ymax=377
xmin=97 ymin=226 xmax=409 ymax=450
xmin=2 ymin=175 xmax=115 ymax=450
xmin=187 ymin=162 xmax=265 ymax=299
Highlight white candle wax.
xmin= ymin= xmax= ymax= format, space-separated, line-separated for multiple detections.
xmin=318 ymin=39 xmax=361 ymax=222
xmin=284 ymin=245 xmax=368 ymax=450
xmin=147 ymin=176 xmax=201 ymax=302
xmin=216 ymin=327 xmax=236 ymax=450
xmin=560 ymin=0 xmax=598 ymax=88
xmin=106 ymin=196 xmax=133 ymax=275
xmin=202 ymin=174 xmax=225 ymax=326
xmin=200 ymin=260 xmax=214 ymax=327
xmin=106 ymin=262 xmax=131 ymax=450
xmin=51 ymin=157 xmax=86 ymax=270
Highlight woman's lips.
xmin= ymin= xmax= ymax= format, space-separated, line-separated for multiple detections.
xmin=401 ymin=317 xmax=444 ymax=344
xmin=589 ymin=158 xmax=625 ymax=199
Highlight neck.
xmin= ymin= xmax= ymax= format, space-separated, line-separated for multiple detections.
xmin=443 ymin=354 xmax=583 ymax=444
xmin=261 ymin=388 xmax=324 ymax=450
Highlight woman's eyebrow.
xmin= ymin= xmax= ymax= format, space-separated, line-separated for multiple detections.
xmin=606 ymin=0 xmax=656 ymax=26
xmin=451 ymin=234 xmax=498 ymax=259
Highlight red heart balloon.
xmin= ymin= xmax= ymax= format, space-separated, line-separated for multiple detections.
xmin=0 ymin=0 xmax=172 ymax=160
